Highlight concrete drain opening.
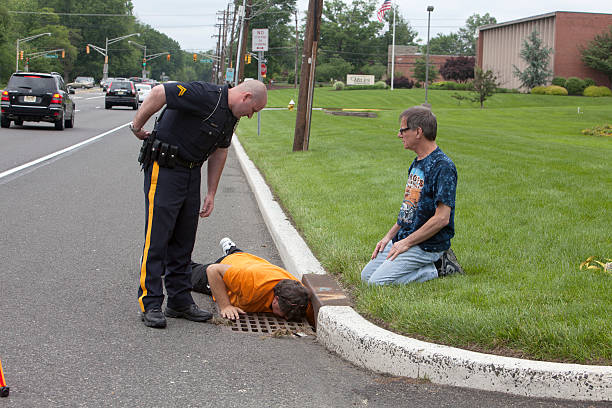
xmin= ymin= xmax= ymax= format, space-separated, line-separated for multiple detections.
xmin=231 ymin=312 xmax=313 ymax=337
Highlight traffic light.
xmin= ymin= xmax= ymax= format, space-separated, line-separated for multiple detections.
xmin=167 ymin=54 xmax=170 ymax=61
xmin=143 ymin=58 xmax=146 ymax=67
xmin=86 ymin=45 xmax=90 ymax=54
xmin=246 ymin=54 xmax=251 ymax=64
xmin=19 ymin=50 xmax=24 ymax=60
xmin=193 ymin=53 xmax=197 ymax=62
xmin=61 ymin=50 xmax=65 ymax=58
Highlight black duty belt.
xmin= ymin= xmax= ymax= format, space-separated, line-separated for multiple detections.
xmin=174 ymin=155 xmax=204 ymax=169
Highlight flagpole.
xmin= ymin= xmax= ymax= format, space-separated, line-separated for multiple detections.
xmin=390 ymin=0 xmax=396 ymax=91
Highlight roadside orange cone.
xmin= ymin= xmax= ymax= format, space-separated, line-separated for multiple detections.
xmin=0 ymin=358 xmax=9 ymax=397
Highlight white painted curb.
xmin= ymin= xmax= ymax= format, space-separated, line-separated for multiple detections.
xmin=317 ymin=306 xmax=611 ymax=401
xmin=232 ymin=136 xmax=612 ymax=402
xmin=232 ymin=137 xmax=326 ymax=279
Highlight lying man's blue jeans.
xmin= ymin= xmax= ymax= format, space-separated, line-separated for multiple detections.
xmin=361 ymin=241 xmax=443 ymax=285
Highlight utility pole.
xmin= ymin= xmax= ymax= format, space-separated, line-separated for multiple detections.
xmin=238 ymin=0 xmax=252 ymax=83
xmin=220 ymin=6 xmax=229 ymax=82
xmin=234 ymin=0 xmax=246 ymax=85
xmin=293 ymin=0 xmax=323 ymax=152
xmin=294 ymin=9 xmax=299 ymax=89
xmin=228 ymin=4 xmax=238 ymax=69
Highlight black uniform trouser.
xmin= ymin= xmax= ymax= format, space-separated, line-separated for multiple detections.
xmin=138 ymin=161 xmax=202 ymax=312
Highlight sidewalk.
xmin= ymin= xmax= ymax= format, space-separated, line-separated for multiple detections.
xmin=232 ymin=137 xmax=611 ymax=402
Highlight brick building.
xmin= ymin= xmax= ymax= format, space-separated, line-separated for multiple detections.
xmin=477 ymin=11 xmax=612 ymax=89
xmin=387 ymin=45 xmax=460 ymax=82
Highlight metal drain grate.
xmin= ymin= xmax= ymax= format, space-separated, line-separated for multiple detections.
xmin=231 ymin=312 xmax=310 ymax=334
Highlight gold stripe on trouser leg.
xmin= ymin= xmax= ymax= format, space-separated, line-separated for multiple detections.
xmin=138 ymin=162 xmax=159 ymax=312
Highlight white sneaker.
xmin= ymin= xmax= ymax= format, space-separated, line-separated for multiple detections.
xmin=219 ymin=237 xmax=236 ymax=255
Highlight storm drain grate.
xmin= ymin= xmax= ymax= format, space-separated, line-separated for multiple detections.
xmin=231 ymin=312 xmax=310 ymax=334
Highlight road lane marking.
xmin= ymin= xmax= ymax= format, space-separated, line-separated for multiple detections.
xmin=86 ymin=96 xmax=105 ymax=100
xmin=0 ymin=122 xmax=131 ymax=180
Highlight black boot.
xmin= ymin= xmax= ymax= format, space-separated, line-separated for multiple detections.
xmin=141 ymin=307 xmax=167 ymax=328
xmin=165 ymin=304 xmax=212 ymax=322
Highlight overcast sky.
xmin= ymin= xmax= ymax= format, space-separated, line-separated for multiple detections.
xmin=131 ymin=0 xmax=612 ymax=52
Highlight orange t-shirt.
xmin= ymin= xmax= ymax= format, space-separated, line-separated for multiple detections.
xmin=221 ymin=252 xmax=299 ymax=313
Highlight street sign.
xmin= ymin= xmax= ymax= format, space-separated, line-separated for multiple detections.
xmin=260 ymin=62 xmax=267 ymax=76
xmin=225 ymin=68 xmax=234 ymax=82
xmin=45 ymin=55 xmax=58 ymax=59
xmin=252 ymin=29 xmax=269 ymax=52
xmin=200 ymin=59 xmax=213 ymax=63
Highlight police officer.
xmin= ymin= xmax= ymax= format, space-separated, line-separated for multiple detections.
xmin=130 ymin=79 xmax=267 ymax=328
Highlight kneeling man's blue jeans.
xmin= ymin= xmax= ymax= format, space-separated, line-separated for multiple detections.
xmin=361 ymin=241 xmax=442 ymax=285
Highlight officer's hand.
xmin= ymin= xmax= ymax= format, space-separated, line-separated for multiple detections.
xmin=132 ymin=129 xmax=151 ymax=140
xmin=199 ymin=195 xmax=214 ymax=218
xmin=220 ymin=305 xmax=245 ymax=320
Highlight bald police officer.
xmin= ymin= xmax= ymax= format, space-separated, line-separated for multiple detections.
xmin=130 ymin=80 xmax=267 ymax=328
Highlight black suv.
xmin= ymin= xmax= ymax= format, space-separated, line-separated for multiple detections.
xmin=1 ymin=72 xmax=75 ymax=130
xmin=105 ymin=80 xmax=138 ymax=110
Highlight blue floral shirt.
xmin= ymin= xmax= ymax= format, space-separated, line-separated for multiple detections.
xmin=394 ymin=147 xmax=457 ymax=252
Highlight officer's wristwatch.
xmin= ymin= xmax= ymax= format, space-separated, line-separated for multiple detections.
xmin=129 ymin=123 xmax=142 ymax=134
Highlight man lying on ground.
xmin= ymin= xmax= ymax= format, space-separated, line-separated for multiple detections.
xmin=190 ymin=238 xmax=312 ymax=321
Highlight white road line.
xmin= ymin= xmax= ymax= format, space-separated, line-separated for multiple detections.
xmin=86 ymin=96 xmax=105 ymax=100
xmin=0 ymin=122 xmax=130 ymax=180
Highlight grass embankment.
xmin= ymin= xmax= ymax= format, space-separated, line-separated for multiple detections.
xmin=237 ymin=88 xmax=611 ymax=364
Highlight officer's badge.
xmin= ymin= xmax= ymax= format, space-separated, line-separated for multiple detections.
xmin=177 ymin=85 xmax=187 ymax=96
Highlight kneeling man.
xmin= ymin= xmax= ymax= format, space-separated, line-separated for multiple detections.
xmin=191 ymin=238 xmax=311 ymax=321
xmin=361 ymin=106 xmax=460 ymax=285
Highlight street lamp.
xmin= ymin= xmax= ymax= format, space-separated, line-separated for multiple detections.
xmin=102 ymin=33 xmax=140 ymax=80
xmin=425 ymin=5 xmax=434 ymax=105
xmin=16 ymin=32 xmax=51 ymax=72
xmin=128 ymin=40 xmax=147 ymax=79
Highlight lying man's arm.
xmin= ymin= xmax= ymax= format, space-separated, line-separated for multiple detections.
xmin=206 ymin=264 xmax=245 ymax=320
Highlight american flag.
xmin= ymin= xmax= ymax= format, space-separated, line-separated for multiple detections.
xmin=377 ymin=0 xmax=392 ymax=22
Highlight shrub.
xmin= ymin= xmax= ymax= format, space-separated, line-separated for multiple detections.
xmin=531 ymin=86 xmax=547 ymax=95
xmin=565 ymin=77 xmax=586 ymax=95
xmin=386 ymin=76 xmax=414 ymax=89
xmin=581 ymin=124 xmax=612 ymax=137
xmin=551 ymin=76 xmax=566 ymax=87
xmin=333 ymin=81 xmax=345 ymax=90
xmin=439 ymin=56 xmax=475 ymax=83
xmin=583 ymin=85 xmax=612 ymax=97
xmin=374 ymin=80 xmax=388 ymax=89
xmin=544 ymin=85 xmax=568 ymax=95
xmin=495 ymin=87 xmax=520 ymax=93
xmin=584 ymin=78 xmax=596 ymax=87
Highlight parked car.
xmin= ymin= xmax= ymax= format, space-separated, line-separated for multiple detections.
xmin=135 ymin=83 xmax=152 ymax=103
xmin=1 ymin=71 xmax=75 ymax=130
xmin=69 ymin=76 xmax=95 ymax=89
xmin=105 ymin=80 xmax=138 ymax=110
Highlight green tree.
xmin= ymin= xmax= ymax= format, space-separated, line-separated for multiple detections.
xmin=580 ymin=26 xmax=612 ymax=83
xmin=458 ymin=13 xmax=496 ymax=55
xmin=471 ymin=67 xmax=498 ymax=108
xmin=427 ymin=33 xmax=462 ymax=55
xmin=413 ymin=56 xmax=438 ymax=84
xmin=513 ymin=30 xmax=553 ymax=90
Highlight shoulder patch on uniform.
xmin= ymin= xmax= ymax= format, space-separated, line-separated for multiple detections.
xmin=177 ymin=84 xmax=186 ymax=96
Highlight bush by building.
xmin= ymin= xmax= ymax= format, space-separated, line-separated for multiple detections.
xmin=551 ymin=76 xmax=567 ymax=87
xmin=439 ymin=56 xmax=475 ymax=83
xmin=429 ymin=81 xmax=473 ymax=90
xmin=385 ymin=76 xmax=414 ymax=89
xmin=531 ymin=85 xmax=568 ymax=95
xmin=583 ymin=85 xmax=612 ymax=97
xmin=565 ymin=77 xmax=587 ymax=95
xmin=583 ymin=78 xmax=596 ymax=87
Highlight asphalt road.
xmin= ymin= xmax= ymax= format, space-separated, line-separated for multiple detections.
xmin=0 ymin=88 xmax=606 ymax=407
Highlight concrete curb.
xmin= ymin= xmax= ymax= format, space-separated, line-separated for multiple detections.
xmin=231 ymin=137 xmax=612 ymax=402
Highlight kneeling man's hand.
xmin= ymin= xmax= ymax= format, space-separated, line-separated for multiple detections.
xmin=220 ymin=305 xmax=245 ymax=320
xmin=387 ymin=239 xmax=410 ymax=261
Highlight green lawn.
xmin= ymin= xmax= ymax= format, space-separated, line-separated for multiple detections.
xmin=237 ymin=88 xmax=611 ymax=364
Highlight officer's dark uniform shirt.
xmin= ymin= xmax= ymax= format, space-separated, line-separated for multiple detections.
xmin=157 ymin=82 xmax=238 ymax=162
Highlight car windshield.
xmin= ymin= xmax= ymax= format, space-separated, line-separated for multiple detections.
xmin=7 ymin=75 xmax=56 ymax=93
xmin=110 ymin=82 xmax=132 ymax=91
